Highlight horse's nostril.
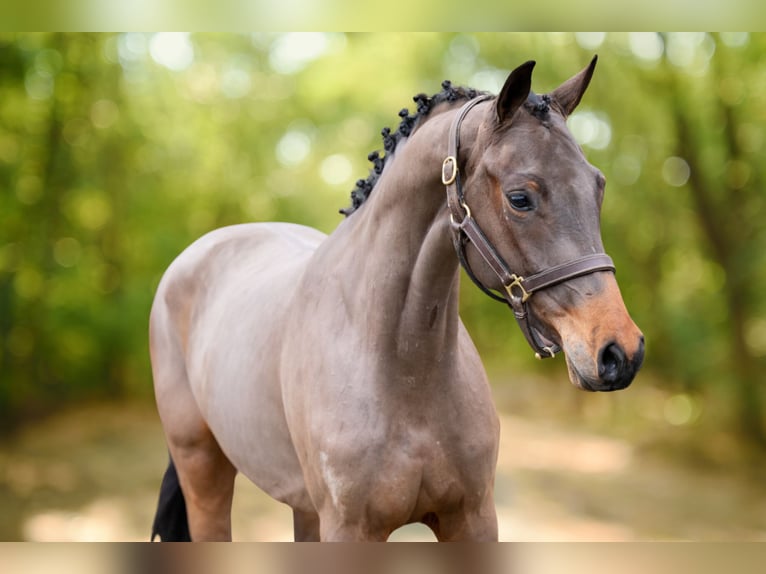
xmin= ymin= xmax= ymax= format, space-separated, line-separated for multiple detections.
xmin=637 ymin=335 xmax=646 ymax=359
xmin=598 ymin=342 xmax=626 ymax=383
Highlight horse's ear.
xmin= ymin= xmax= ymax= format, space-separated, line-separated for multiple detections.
xmin=496 ymin=60 xmax=535 ymax=124
xmin=550 ymin=55 xmax=598 ymax=117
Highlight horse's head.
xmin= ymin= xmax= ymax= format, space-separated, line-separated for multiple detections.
xmin=462 ymin=58 xmax=644 ymax=391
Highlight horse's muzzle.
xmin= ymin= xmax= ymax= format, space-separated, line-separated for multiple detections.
xmin=571 ymin=335 xmax=645 ymax=392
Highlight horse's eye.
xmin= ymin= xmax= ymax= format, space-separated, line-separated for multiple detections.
xmin=507 ymin=192 xmax=533 ymax=212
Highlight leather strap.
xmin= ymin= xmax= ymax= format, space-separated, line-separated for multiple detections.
xmin=443 ymin=95 xmax=492 ymax=217
xmin=524 ymin=253 xmax=615 ymax=294
xmin=443 ymin=96 xmax=616 ymax=359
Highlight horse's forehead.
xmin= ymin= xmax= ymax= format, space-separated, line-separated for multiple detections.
xmin=486 ymin=118 xmax=592 ymax=178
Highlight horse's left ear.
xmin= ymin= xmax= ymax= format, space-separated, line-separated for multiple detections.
xmin=550 ymin=55 xmax=598 ymax=117
xmin=496 ymin=60 xmax=535 ymax=124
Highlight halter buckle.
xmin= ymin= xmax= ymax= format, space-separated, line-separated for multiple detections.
xmin=442 ymin=156 xmax=458 ymax=185
xmin=505 ymin=274 xmax=531 ymax=303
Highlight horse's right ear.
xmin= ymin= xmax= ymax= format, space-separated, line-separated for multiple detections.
xmin=496 ymin=60 xmax=535 ymax=124
xmin=550 ymin=55 xmax=598 ymax=117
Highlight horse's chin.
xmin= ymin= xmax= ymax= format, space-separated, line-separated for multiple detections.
xmin=565 ymin=356 xmax=598 ymax=392
xmin=564 ymin=353 xmax=633 ymax=392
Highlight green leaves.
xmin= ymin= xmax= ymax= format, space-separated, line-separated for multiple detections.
xmin=0 ymin=33 xmax=764 ymax=443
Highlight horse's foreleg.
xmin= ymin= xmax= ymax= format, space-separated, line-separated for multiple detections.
xmin=292 ymin=509 xmax=320 ymax=541
xmin=317 ymin=511 xmax=391 ymax=541
xmin=431 ymin=496 xmax=499 ymax=542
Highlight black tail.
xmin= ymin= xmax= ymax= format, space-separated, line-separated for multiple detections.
xmin=151 ymin=456 xmax=191 ymax=541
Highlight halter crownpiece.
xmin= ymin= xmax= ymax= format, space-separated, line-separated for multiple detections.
xmin=443 ymin=96 xmax=616 ymax=359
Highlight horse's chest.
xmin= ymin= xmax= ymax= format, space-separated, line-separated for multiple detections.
xmin=415 ymin=443 xmax=471 ymax=509
xmin=332 ymin=426 xmax=494 ymax=523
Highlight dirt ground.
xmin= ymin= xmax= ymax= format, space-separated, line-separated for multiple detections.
xmin=1 ymin=397 xmax=765 ymax=542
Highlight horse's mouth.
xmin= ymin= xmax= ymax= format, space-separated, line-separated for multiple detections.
xmin=565 ymin=355 xmax=635 ymax=392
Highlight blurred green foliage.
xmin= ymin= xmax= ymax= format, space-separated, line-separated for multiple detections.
xmin=2 ymin=0 xmax=765 ymax=32
xmin=0 ymin=33 xmax=764 ymax=445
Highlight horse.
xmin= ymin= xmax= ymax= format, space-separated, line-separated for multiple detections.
xmin=149 ymin=56 xmax=645 ymax=542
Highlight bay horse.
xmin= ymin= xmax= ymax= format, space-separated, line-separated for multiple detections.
xmin=150 ymin=57 xmax=644 ymax=542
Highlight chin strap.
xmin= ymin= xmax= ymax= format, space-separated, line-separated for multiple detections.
xmin=443 ymin=96 xmax=616 ymax=359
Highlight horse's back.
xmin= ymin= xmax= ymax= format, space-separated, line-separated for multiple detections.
xmin=156 ymin=222 xmax=324 ymax=295
xmin=150 ymin=222 xmax=324 ymax=509
xmin=153 ymin=221 xmax=324 ymax=329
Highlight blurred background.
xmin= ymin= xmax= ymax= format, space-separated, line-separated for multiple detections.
xmin=0 ymin=32 xmax=764 ymax=541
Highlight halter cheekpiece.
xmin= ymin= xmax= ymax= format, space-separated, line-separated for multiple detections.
xmin=443 ymin=95 xmax=616 ymax=359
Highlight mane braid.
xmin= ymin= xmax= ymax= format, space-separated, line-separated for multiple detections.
xmin=525 ymin=92 xmax=551 ymax=121
xmin=340 ymin=80 xmax=485 ymax=216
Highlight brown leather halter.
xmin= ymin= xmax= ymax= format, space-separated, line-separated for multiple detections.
xmin=443 ymin=95 xmax=616 ymax=359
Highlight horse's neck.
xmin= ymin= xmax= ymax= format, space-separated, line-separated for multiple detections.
xmin=333 ymin=109 xmax=468 ymax=374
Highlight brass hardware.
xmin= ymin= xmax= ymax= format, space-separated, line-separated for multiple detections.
xmin=535 ymin=346 xmax=556 ymax=360
xmin=449 ymin=202 xmax=472 ymax=227
xmin=504 ymin=274 xmax=531 ymax=303
xmin=442 ymin=156 xmax=458 ymax=185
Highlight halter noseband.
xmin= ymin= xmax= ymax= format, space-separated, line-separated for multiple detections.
xmin=443 ymin=95 xmax=616 ymax=359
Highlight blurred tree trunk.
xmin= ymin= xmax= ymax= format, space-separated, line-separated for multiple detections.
xmin=95 ymin=36 xmax=129 ymax=397
xmin=13 ymin=33 xmax=69 ymax=418
xmin=666 ymin=48 xmax=765 ymax=448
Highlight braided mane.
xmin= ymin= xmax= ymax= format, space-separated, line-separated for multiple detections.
xmin=340 ymin=80 xmax=486 ymax=216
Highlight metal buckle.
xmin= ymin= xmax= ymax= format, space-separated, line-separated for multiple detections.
xmin=535 ymin=347 xmax=556 ymax=360
xmin=442 ymin=156 xmax=458 ymax=185
xmin=449 ymin=201 xmax=471 ymax=228
xmin=504 ymin=274 xmax=531 ymax=303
